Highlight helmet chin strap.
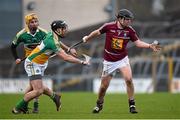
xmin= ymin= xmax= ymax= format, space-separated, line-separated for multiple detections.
xmin=119 ymin=18 xmax=129 ymax=28
xmin=54 ymin=30 xmax=63 ymax=38
xmin=118 ymin=19 xmax=125 ymax=29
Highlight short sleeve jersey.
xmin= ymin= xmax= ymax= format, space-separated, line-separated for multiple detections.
xmin=12 ymin=27 xmax=47 ymax=57
xmin=27 ymin=32 xmax=62 ymax=64
xmin=99 ymin=21 xmax=138 ymax=62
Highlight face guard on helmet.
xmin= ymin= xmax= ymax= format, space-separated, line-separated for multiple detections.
xmin=51 ymin=20 xmax=68 ymax=31
xmin=51 ymin=20 xmax=68 ymax=38
xmin=116 ymin=9 xmax=134 ymax=20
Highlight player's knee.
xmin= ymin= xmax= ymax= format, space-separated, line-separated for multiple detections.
xmin=125 ymin=79 xmax=133 ymax=86
xmin=43 ymin=86 xmax=50 ymax=92
xmin=103 ymin=82 xmax=109 ymax=88
xmin=101 ymin=84 xmax=109 ymax=92
xmin=101 ymin=78 xmax=110 ymax=88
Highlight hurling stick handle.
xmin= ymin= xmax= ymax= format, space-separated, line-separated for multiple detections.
xmin=67 ymin=40 xmax=84 ymax=52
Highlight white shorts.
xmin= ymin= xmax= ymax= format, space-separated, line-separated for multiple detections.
xmin=24 ymin=59 xmax=48 ymax=78
xmin=102 ymin=56 xmax=130 ymax=76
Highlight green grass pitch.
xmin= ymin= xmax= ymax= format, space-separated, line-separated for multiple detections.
xmin=0 ymin=92 xmax=180 ymax=119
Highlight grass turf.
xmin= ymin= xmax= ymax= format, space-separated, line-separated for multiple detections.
xmin=0 ymin=92 xmax=180 ymax=119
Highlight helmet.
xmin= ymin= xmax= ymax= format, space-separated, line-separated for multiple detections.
xmin=116 ymin=9 xmax=134 ymax=19
xmin=25 ymin=13 xmax=38 ymax=25
xmin=51 ymin=20 xmax=67 ymax=32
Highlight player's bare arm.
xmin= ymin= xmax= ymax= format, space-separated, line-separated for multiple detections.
xmin=134 ymin=39 xmax=161 ymax=52
xmin=57 ymin=49 xmax=89 ymax=65
xmin=83 ymin=29 xmax=101 ymax=43
xmin=134 ymin=39 xmax=151 ymax=48
xmin=59 ymin=41 xmax=77 ymax=56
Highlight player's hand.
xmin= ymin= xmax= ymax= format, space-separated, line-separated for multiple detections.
xmin=81 ymin=60 xmax=90 ymax=65
xmin=69 ymin=48 xmax=77 ymax=57
xmin=81 ymin=54 xmax=91 ymax=65
xmin=82 ymin=36 xmax=88 ymax=43
xmin=149 ymin=40 xmax=162 ymax=52
xmin=15 ymin=58 xmax=21 ymax=64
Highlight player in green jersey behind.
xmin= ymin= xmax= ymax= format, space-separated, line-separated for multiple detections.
xmin=12 ymin=20 xmax=90 ymax=114
xmin=11 ymin=13 xmax=47 ymax=113
xmin=11 ymin=13 xmax=77 ymax=113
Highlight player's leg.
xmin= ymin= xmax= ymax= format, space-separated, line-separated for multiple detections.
xmin=119 ymin=65 xmax=138 ymax=113
xmin=43 ymin=86 xmax=61 ymax=111
xmin=32 ymin=97 xmax=39 ymax=113
xmin=12 ymin=79 xmax=44 ymax=114
xmin=92 ymin=74 xmax=112 ymax=113
xmin=38 ymin=61 xmax=61 ymax=111
xmin=12 ymin=59 xmax=44 ymax=114
xmin=24 ymin=85 xmax=39 ymax=113
xmin=24 ymin=79 xmax=44 ymax=100
xmin=12 ymin=84 xmax=32 ymax=114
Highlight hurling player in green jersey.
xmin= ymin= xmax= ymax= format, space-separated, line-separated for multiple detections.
xmin=11 ymin=13 xmax=77 ymax=113
xmin=12 ymin=20 xmax=90 ymax=114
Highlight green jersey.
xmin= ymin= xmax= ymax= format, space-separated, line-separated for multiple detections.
xmin=12 ymin=27 xmax=47 ymax=57
xmin=28 ymin=32 xmax=62 ymax=64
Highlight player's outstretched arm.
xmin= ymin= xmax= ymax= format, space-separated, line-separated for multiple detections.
xmin=82 ymin=29 xmax=101 ymax=43
xmin=134 ymin=39 xmax=161 ymax=52
xmin=57 ymin=49 xmax=90 ymax=65
xmin=59 ymin=41 xmax=77 ymax=56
